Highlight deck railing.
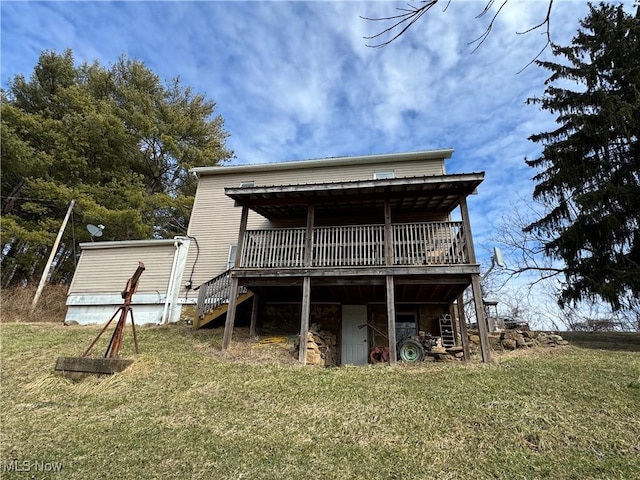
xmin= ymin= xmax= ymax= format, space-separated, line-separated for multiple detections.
xmin=240 ymin=221 xmax=467 ymax=268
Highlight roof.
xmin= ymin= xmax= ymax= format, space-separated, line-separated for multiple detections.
xmin=225 ymin=172 xmax=484 ymax=219
xmin=191 ymin=149 xmax=454 ymax=176
xmin=79 ymin=237 xmax=188 ymax=250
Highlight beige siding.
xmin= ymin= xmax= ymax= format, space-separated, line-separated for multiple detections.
xmin=69 ymin=244 xmax=176 ymax=295
xmin=220 ymin=159 xmax=444 ymax=187
xmin=183 ymin=156 xmax=447 ymax=294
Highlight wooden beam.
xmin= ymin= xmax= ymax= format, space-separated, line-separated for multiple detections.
xmin=221 ymin=277 xmax=240 ymax=350
xmin=55 ymin=357 xmax=133 ymax=375
xmin=386 ymin=275 xmax=397 ymax=365
xmin=457 ymin=293 xmax=471 ymax=362
xmin=459 ymin=195 xmax=491 ymax=363
xmin=384 ymin=200 xmax=393 ymax=266
xmin=449 ymin=302 xmax=460 ymax=346
xmin=299 ymin=277 xmax=311 ymax=364
xmin=458 ymin=195 xmax=477 ymax=263
xmin=471 ymin=274 xmax=491 ymax=363
xmin=225 ymin=172 xmax=484 ymax=197
xmin=304 ymin=204 xmax=315 ymax=267
xmin=232 ymin=265 xmax=479 ymax=279
xmin=235 ymin=205 xmax=249 ymax=267
xmin=249 ymin=294 xmax=259 ymax=337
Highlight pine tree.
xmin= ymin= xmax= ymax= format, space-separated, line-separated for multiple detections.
xmin=525 ymin=3 xmax=640 ymax=311
xmin=1 ymin=50 xmax=233 ymax=286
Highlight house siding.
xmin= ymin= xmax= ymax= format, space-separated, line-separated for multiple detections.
xmin=68 ymin=243 xmax=177 ymax=295
xmin=66 ymin=239 xmax=190 ymax=325
xmin=183 ymin=154 xmax=448 ymax=296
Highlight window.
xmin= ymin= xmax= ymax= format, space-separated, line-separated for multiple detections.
xmin=227 ymin=245 xmax=237 ymax=269
xmin=395 ymin=312 xmax=418 ymax=341
xmin=240 ymin=181 xmax=255 ymax=188
xmin=374 ymin=170 xmax=395 ymax=180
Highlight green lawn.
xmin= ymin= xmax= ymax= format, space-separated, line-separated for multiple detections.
xmin=1 ymin=323 xmax=639 ymax=479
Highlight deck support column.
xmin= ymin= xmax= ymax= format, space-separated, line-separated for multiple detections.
xmin=471 ymin=274 xmax=491 ymax=362
xmin=299 ymin=277 xmax=311 ymax=364
xmin=383 ymin=200 xmax=397 ymax=364
xmin=456 ymin=293 xmax=471 ymax=361
xmin=459 ymin=196 xmax=491 ymax=362
xmin=386 ymin=275 xmax=397 ymax=365
xmin=384 ymin=200 xmax=393 ymax=266
xmin=249 ymin=294 xmax=259 ymax=338
xmin=222 ymin=205 xmax=249 ymax=350
xmin=298 ymin=204 xmax=315 ymax=364
xmin=222 ymin=277 xmax=239 ymax=350
xmin=304 ymin=204 xmax=315 ymax=267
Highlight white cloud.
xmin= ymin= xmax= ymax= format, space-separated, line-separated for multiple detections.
xmin=1 ymin=0 xmax=610 ymax=274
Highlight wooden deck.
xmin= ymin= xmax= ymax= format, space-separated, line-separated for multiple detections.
xmin=240 ymin=221 xmax=467 ymax=268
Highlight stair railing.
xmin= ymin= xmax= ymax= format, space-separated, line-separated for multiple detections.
xmin=195 ymin=269 xmax=249 ymax=320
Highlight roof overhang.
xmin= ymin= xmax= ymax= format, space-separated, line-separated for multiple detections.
xmin=225 ymin=172 xmax=484 ymax=219
xmin=191 ymin=149 xmax=454 ymax=176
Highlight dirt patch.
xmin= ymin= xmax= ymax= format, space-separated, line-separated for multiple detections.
xmin=191 ymin=327 xmax=299 ymax=365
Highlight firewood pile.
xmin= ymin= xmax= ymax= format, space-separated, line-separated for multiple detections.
xmin=294 ymin=323 xmax=339 ymax=366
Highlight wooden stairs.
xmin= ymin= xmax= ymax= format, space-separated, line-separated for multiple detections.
xmin=194 ymin=291 xmax=253 ymax=329
xmin=193 ymin=269 xmax=253 ymax=329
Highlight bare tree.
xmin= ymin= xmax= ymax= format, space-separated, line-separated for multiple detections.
xmin=362 ymin=0 xmax=555 ymax=68
xmin=487 ymin=198 xmax=640 ymax=332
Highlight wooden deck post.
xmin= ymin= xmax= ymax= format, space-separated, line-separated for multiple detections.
xmin=298 ymin=204 xmax=315 ymax=364
xmin=222 ymin=205 xmax=249 ymax=350
xmin=304 ymin=204 xmax=315 ymax=267
xmin=249 ymin=294 xmax=259 ymax=338
xmin=470 ymin=274 xmax=491 ymax=362
xmin=222 ymin=277 xmax=239 ymax=350
xmin=457 ymin=293 xmax=471 ymax=361
xmin=459 ymin=196 xmax=491 ymax=362
xmin=235 ymin=205 xmax=249 ymax=268
xmin=383 ymin=200 xmax=397 ymax=364
xmin=299 ymin=277 xmax=311 ymax=364
xmin=386 ymin=275 xmax=397 ymax=365
xmin=384 ymin=200 xmax=393 ymax=266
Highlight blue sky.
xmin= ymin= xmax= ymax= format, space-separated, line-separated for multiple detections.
xmin=1 ymin=1 xmax=632 ymax=321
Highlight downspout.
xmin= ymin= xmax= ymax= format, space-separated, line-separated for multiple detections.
xmin=161 ymin=239 xmax=182 ymax=325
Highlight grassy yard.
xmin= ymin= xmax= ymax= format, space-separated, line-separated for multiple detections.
xmin=1 ymin=323 xmax=639 ymax=480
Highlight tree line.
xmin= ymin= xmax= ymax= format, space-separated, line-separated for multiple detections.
xmin=1 ymin=50 xmax=233 ymax=287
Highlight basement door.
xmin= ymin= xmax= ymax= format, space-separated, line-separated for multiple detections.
xmin=341 ymin=305 xmax=368 ymax=365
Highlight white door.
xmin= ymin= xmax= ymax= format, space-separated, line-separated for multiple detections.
xmin=341 ymin=305 xmax=368 ymax=365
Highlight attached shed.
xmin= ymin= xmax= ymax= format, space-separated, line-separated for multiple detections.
xmin=65 ymin=237 xmax=190 ymax=325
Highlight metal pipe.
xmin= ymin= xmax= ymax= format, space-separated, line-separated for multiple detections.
xmin=161 ymin=239 xmax=181 ymax=325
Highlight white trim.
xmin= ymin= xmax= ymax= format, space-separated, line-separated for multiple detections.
xmin=66 ymin=293 xmax=167 ymax=306
xmin=191 ymin=149 xmax=454 ymax=176
xmin=79 ymin=238 xmax=186 ymax=250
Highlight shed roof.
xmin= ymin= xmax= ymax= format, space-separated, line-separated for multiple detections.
xmin=225 ymin=172 xmax=484 ymax=219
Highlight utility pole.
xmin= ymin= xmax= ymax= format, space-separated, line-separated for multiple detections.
xmin=31 ymin=199 xmax=75 ymax=313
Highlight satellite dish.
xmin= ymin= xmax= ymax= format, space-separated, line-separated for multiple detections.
xmin=87 ymin=224 xmax=105 ymax=241
xmin=493 ymin=246 xmax=505 ymax=268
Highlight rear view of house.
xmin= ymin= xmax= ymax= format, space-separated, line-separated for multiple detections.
xmin=185 ymin=149 xmax=491 ymax=364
